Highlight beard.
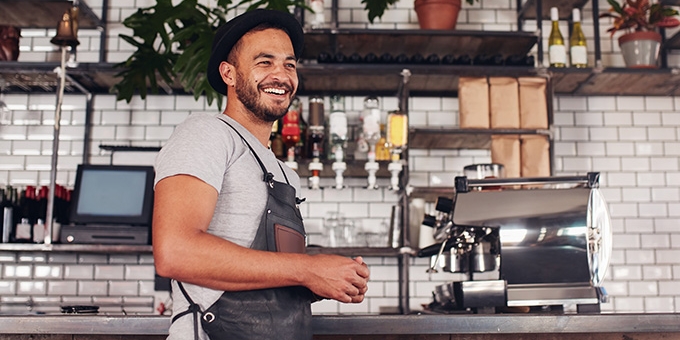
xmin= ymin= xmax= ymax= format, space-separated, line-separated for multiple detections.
xmin=235 ymin=70 xmax=294 ymax=123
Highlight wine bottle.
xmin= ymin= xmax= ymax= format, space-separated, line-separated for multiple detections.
xmin=456 ymin=54 xmax=472 ymax=65
xmin=473 ymin=54 xmax=491 ymax=65
xmin=380 ymin=53 xmax=394 ymax=64
xmin=317 ymin=51 xmax=332 ymax=63
xmin=441 ymin=54 xmax=456 ymax=65
xmin=426 ymin=54 xmax=440 ymax=64
xmin=348 ymin=52 xmax=362 ymax=63
xmin=363 ymin=52 xmax=378 ymax=63
xmin=548 ymin=7 xmax=567 ymax=67
xmin=410 ymin=53 xmax=425 ymax=64
xmin=328 ymin=95 xmax=348 ymax=162
xmin=570 ymin=8 xmax=588 ymax=68
xmin=395 ymin=53 xmax=409 ymax=64
xmin=333 ymin=52 xmax=346 ymax=63
xmin=1 ymin=187 xmax=11 ymax=243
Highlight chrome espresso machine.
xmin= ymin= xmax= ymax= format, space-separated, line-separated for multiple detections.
xmin=418 ymin=173 xmax=612 ymax=314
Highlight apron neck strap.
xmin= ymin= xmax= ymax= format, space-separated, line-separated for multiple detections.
xmin=218 ymin=117 xmax=290 ymax=185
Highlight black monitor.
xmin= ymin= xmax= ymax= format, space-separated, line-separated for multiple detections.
xmin=69 ymin=164 xmax=155 ymax=226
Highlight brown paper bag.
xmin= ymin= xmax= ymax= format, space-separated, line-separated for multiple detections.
xmin=491 ymin=135 xmax=521 ymax=178
xmin=520 ymin=135 xmax=551 ymax=178
xmin=458 ymin=77 xmax=489 ymax=129
xmin=518 ymin=77 xmax=548 ymax=129
xmin=489 ymin=77 xmax=520 ymax=129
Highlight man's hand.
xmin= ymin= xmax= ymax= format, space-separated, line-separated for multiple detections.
xmin=303 ymin=254 xmax=370 ymax=304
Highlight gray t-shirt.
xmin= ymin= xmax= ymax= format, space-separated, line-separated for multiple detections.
xmin=154 ymin=112 xmax=302 ymax=340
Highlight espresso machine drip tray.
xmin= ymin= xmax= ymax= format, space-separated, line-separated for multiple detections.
xmin=423 ymin=172 xmax=612 ymax=313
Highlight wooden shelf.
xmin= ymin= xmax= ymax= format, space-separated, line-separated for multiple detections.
xmin=3 ymin=64 xmax=680 ymax=97
xmin=518 ymin=0 xmax=589 ymax=20
xmin=0 ymin=0 xmax=103 ymax=29
xmin=409 ymin=128 xmax=551 ymax=150
xmin=297 ymin=64 xmax=540 ymax=96
xmin=550 ymin=67 xmax=680 ymax=96
xmin=302 ymin=29 xmax=539 ymax=61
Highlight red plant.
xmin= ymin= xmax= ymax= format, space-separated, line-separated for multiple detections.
xmin=600 ymin=0 xmax=680 ymax=36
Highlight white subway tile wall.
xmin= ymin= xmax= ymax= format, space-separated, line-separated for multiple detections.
xmin=2 ymin=0 xmax=679 ymax=315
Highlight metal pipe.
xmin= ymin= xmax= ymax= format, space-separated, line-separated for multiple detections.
xmin=44 ymin=46 xmax=68 ymax=245
xmin=592 ymin=0 xmax=602 ymax=68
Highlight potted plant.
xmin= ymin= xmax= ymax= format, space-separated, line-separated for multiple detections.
xmin=113 ymin=0 xmax=305 ymax=106
xmin=363 ymin=0 xmax=477 ymax=29
xmin=600 ymin=0 xmax=680 ymax=68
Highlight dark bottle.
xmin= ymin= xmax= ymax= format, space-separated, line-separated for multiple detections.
xmin=441 ymin=54 xmax=456 ymax=65
xmin=296 ymin=103 xmax=308 ymax=160
xmin=270 ymin=119 xmax=285 ymax=159
xmin=307 ymin=96 xmax=326 ymax=159
xmin=24 ymin=186 xmax=37 ymax=225
xmin=505 ymin=54 xmax=524 ymax=66
xmin=282 ymin=98 xmax=302 ymax=163
xmin=426 ymin=54 xmax=440 ymax=64
xmin=348 ymin=52 xmax=362 ymax=63
xmin=490 ymin=54 xmax=504 ymax=66
xmin=456 ymin=54 xmax=472 ymax=65
xmin=333 ymin=52 xmax=347 ymax=63
xmin=317 ymin=51 xmax=332 ymax=63
xmin=524 ymin=55 xmax=535 ymax=67
xmin=1 ymin=187 xmax=11 ymax=243
xmin=37 ymin=186 xmax=48 ymax=223
xmin=473 ymin=54 xmax=491 ymax=65
xmin=363 ymin=52 xmax=378 ymax=63
xmin=395 ymin=53 xmax=409 ymax=64
xmin=410 ymin=53 xmax=425 ymax=64
xmin=14 ymin=186 xmax=34 ymax=243
xmin=379 ymin=53 xmax=394 ymax=64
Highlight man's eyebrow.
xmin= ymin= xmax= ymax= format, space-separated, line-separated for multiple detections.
xmin=252 ymin=52 xmax=297 ymax=61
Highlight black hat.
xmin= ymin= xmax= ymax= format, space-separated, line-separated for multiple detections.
xmin=207 ymin=9 xmax=304 ymax=95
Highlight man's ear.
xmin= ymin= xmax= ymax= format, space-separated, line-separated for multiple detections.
xmin=219 ymin=61 xmax=236 ymax=88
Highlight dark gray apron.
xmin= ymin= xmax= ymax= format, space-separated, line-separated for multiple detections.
xmin=171 ymin=118 xmax=313 ymax=340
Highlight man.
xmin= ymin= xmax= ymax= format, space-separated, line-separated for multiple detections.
xmin=152 ymin=9 xmax=370 ymax=340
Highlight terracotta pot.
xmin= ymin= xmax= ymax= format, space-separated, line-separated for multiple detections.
xmin=0 ymin=25 xmax=20 ymax=61
xmin=414 ymin=0 xmax=462 ymax=30
xmin=618 ymin=31 xmax=662 ymax=68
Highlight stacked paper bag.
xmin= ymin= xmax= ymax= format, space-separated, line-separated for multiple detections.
xmin=459 ymin=77 xmax=550 ymax=178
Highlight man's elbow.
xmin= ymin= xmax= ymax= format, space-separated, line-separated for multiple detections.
xmin=153 ymin=243 xmax=179 ymax=279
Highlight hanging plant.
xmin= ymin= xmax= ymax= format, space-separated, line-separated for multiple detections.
xmin=112 ymin=0 xmax=306 ymax=107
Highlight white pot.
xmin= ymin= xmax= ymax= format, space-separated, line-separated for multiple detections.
xmin=618 ymin=31 xmax=662 ymax=68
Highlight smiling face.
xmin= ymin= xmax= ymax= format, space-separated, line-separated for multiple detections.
xmin=228 ymin=28 xmax=298 ymax=123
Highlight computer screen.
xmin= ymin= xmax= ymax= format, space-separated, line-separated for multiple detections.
xmin=69 ymin=164 xmax=155 ymax=226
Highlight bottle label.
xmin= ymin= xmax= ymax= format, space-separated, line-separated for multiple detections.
xmin=329 ymin=112 xmax=348 ymax=139
xmin=570 ymin=45 xmax=587 ymax=66
xmin=549 ymin=45 xmax=567 ymax=65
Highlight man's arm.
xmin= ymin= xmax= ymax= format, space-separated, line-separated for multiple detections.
xmin=152 ymin=174 xmax=369 ymax=303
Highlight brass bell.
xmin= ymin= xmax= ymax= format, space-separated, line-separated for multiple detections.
xmin=50 ymin=10 xmax=80 ymax=47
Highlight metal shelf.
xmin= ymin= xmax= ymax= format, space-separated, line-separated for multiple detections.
xmin=0 ymin=243 xmax=152 ymax=253
xmin=0 ymin=243 xmax=402 ymax=256
xmin=0 ymin=0 xmax=103 ymax=29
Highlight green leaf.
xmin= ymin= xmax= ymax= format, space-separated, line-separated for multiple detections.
xmin=607 ymin=0 xmax=624 ymax=15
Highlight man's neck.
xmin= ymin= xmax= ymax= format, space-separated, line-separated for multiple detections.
xmin=223 ymin=107 xmax=272 ymax=147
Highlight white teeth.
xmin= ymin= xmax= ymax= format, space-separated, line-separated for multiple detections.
xmin=263 ymin=88 xmax=285 ymax=95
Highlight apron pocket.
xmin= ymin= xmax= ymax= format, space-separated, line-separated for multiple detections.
xmin=275 ymin=223 xmax=305 ymax=253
